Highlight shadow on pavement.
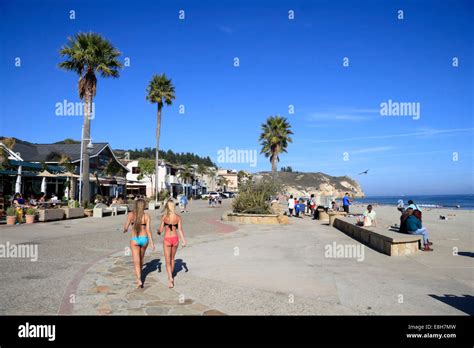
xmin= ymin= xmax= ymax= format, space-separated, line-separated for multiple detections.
xmin=429 ymin=294 xmax=474 ymax=315
xmin=173 ymin=259 xmax=189 ymax=277
xmin=141 ymin=258 xmax=162 ymax=284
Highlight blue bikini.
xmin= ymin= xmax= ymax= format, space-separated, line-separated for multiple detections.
xmin=131 ymin=235 xmax=149 ymax=246
xmin=130 ymin=222 xmax=148 ymax=246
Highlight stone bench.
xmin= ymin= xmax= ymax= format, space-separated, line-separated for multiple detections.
xmin=328 ymin=211 xmax=347 ymax=226
xmin=333 ymin=217 xmax=422 ymax=256
xmin=317 ymin=208 xmax=329 ymax=220
xmin=93 ymin=203 xmax=112 ymax=218
xmin=93 ymin=203 xmax=128 ymax=218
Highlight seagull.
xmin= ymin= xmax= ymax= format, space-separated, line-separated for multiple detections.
xmin=358 ymin=169 xmax=369 ymax=175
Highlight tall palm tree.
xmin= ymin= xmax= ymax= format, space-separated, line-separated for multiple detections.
xmin=259 ymin=116 xmax=293 ymax=177
xmin=146 ymin=74 xmax=176 ymax=201
xmin=58 ymin=32 xmax=122 ymax=205
xmin=178 ymin=165 xmax=194 ymax=197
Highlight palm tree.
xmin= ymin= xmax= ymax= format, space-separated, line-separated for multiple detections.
xmin=58 ymin=32 xmax=122 ymax=205
xmin=146 ymin=74 xmax=176 ymax=201
xmin=178 ymin=165 xmax=194 ymax=197
xmin=259 ymin=116 xmax=293 ymax=177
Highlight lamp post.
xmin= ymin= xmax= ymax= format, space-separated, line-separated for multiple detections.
xmin=78 ymin=125 xmax=94 ymax=207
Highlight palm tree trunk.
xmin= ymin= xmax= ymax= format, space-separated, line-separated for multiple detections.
xmin=155 ymin=105 xmax=162 ymax=202
xmin=82 ymin=89 xmax=92 ymax=205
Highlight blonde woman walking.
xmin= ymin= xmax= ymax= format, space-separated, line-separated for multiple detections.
xmin=158 ymin=199 xmax=186 ymax=288
xmin=123 ymin=198 xmax=155 ymax=288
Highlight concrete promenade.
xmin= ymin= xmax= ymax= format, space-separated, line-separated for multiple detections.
xmin=0 ymin=200 xmax=472 ymax=315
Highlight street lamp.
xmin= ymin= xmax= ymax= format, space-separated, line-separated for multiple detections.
xmin=78 ymin=125 xmax=94 ymax=206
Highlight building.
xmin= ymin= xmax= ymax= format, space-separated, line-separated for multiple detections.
xmin=1 ymin=141 xmax=128 ymax=200
xmin=125 ymin=160 xmax=219 ymax=198
xmin=217 ymin=169 xmax=239 ymax=192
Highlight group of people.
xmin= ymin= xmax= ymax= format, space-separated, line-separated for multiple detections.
xmin=398 ymin=200 xmax=433 ymax=252
xmin=287 ymin=194 xmax=318 ymax=218
xmin=208 ymin=195 xmax=222 ymax=208
xmin=123 ymin=198 xmax=187 ymax=289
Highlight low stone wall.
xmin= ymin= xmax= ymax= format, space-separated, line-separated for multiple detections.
xmin=64 ymin=207 xmax=84 ymax=219
xmin=333 ymin=217 xmax=422 ymax=256
xmin=223 ymin=213 xmax=289 ymax=225
xmin=38 ymin=208 xmax=65 ymax=222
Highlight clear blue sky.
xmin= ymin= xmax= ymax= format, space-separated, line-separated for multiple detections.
xmin=1 ymin=0 xmax=473 ymax=195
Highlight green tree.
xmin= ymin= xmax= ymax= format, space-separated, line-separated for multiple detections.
xmin=259 ymin=116 xmax=293 ymax=177
xmin=58 ymin=32 xmax=123 ymax=205
xmin=146 ymin=74 xmax=176 ymax=201
xmin=137 ymin=158 xmax=156 ymax=195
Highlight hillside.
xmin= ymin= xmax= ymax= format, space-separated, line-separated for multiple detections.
xmin=256 ymin=171 xmax=365 ymax=198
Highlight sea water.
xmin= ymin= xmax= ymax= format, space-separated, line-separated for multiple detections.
xmin=353 ymin=194 xmax=474 ymax=210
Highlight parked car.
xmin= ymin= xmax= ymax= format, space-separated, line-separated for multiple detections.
xmin=208 ymin=192 xmax=220 ymax=199
xmin=223 ymin=191 xmax=235 ymax=198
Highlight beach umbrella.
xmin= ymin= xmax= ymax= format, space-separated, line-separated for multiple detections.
xmin=15 ymin=174 xmax=22 ymax=193
xmin=41 ymin=177 xmax=47 ymax=193
xmin=38 ymin=170 xmax=56 ymax=194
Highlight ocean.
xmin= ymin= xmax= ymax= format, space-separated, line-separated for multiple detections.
xmin=353 ymin=194 xmax=474 ymax=210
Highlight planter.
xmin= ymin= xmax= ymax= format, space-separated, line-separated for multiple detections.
xmin=84 ymin=209 xmax=93 ymax=217
xmin=222 ymin=212 xmax=289 ymax=225
xmin=6 ymin=216 xmax=16 ymax=225
xmin=64 ymin=207 xmax=85 ymax=219
xmin=37 ymin=209 xmax=65 ymax=222
xmin=25 ymin=215 xmax=35 ymax=224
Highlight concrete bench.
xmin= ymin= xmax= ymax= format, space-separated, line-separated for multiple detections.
xmin=333 ymin=217 xmax=422 ymax=256
xmin=317 ymin=208 xmax=329 ymax=220
xmin=328 ymin=211 xmax=347 ymax=226
xmin=110 ymin=204 xmax=128 ymax=216
xmin=93 ymin=203 xmax=113 ymax=218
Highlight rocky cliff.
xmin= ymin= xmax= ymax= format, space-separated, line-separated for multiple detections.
xmin=255 ymin=172 xmax=365 ymax=198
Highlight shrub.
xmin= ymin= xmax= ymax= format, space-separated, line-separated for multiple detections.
xmin=6 ymin=207 xmax=16 ymax=216
xmin=232 ymin=178 xmax=282 ymax=214
xmin=26 ymin=207 xmax=36 ymax=215
xmin=158 ymin=190 xmax=170 ymax=201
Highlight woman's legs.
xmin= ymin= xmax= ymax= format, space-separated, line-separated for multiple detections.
xmin=170 ymin=244 xmax=178 ymax=279
xmin=163 ymin=242 xmax=174 ymax=287
xmin=130 ymin=241 xmax=143 ymax=287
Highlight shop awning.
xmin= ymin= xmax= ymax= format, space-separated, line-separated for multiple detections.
xmin=9 ymin=160 xmax=64 ymax=172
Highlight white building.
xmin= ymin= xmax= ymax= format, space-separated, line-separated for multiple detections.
xmin=125 ymin=160 xmax=218 ymax=198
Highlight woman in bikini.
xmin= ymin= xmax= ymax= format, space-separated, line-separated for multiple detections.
xmin=158 ymin=199 xmax=186 ymax=288
xmin=123 ymin=198 xmax=155 ymax=288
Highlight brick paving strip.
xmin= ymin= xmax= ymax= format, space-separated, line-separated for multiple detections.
xmin=71 ymin=251 xmax=225 ymax=316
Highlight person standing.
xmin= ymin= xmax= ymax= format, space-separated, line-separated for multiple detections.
xmin=342 ymin=193 xmax=352 ymax=213
xmin=123 ymin=199 xmax=155 ymax=288
xmin=397 ymin=199 xmax=405 ymax=213
xmin=288 ymin=195 xmax=295 ymax=217
xmin=158 ymin=199 xmax=186 ymax=288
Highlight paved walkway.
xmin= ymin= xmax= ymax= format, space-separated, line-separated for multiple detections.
xmin=0 ymin=200 xmax=472 ymax=315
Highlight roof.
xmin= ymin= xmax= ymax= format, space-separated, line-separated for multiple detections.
xmin=11 ymin=142 xmax=108 ymax=162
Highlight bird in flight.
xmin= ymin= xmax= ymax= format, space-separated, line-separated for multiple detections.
xmin=358 ymin=169 xmax=369 ymax=175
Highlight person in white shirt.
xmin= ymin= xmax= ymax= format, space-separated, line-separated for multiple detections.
xmin=357 ymin=204 xmax=377 ymax=227
xmin=287 ymin=195 xmax=295 ymax=217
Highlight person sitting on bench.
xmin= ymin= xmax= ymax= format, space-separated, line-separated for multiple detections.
xmin=405 ymin=207 xmax=433 ymax=252
xmin=356 ymin=204 xmax=377 ymax=227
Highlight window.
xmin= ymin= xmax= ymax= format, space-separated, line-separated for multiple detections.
xmin=132 ymin=167 xmax=140 ymax=174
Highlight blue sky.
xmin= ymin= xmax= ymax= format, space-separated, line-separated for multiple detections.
xmin=1 ymin=0 xmax=473 ymax=195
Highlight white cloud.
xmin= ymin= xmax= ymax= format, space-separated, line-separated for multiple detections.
xmin=303 ymin=128 xmax=474 ymax=144
xmin=350 ymin=146 xmax=395 ymax=154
